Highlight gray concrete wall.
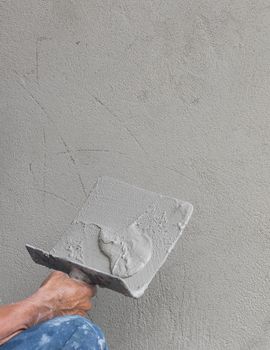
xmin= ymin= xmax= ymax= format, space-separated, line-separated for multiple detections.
xmin=1 ymin=1 xmax=270 ymax=349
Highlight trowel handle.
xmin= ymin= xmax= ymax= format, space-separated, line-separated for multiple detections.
xmin=69 ymin=267 xmax=94 ymax=285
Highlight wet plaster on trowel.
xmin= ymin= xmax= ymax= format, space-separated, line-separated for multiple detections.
xmin=60 ymin=218 xmax=154 ymax=279
xmin=97 ymin=203 xmax=171 ymax=278
xmin=98 ymin=220 xmax=153 ymax=278
xmin=51 ymin=177 xmax=193 ymax=297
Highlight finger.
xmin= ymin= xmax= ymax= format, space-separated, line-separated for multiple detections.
xmin=82 ymin=300 xmax=92 ymax=312
xmin=40 ymin=270 xmax=68 ymax=288
xmin=82 ymin=284 xmax=97 ymax=299
xmin=76 ymin=310 xmax=87 ymax=317
xmin=39 ymin=271 xmax=55 ymax=287
xmin=53 ymin=271 xmax=69 ymax=279
xmin=70 ymin=277 xmax=97 ymax=297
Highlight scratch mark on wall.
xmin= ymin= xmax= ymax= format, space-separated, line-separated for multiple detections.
xmin=76 ymin=148 xmax=125 ymax=155
xmin=92 ymin=95 xmax=119 ymax=119
xmin=31 ymin=188 xmax=77 ymax=208
xmin=125 ymin=125 xmax=148 ymax=155
xmin=77 ymin=148 xmax=110 ymax=153
xmin=16 ymin=78 xmax=54 ymax=123
xmin=42 ymin=128 xmax=47 ymax=206
xmin=16 ymin=76 xmax=88 ymax=199
xmin=58 ymin=136 xmax=88 ymax=198
xmin=161 ymin=165 xmax=197 ymax=183
xmin=92 ymin=94 xmax=147 ymax=155
xmin=56 ymin=148 xmax=127 ymax=156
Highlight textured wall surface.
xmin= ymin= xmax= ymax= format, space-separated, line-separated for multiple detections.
xmin=1 ymin=1 xmax=270 ymax=349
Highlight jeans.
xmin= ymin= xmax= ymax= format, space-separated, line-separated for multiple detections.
xmin=1 ymin=315 xmax=109 ymax=350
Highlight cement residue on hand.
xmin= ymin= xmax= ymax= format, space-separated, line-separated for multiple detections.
xmin=98 ymin=221 xmax=153 ymax=278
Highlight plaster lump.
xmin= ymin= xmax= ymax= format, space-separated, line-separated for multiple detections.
xmin=98 ymin=222 xmax=153 ymax=278
xmin=98 ymin=205 xmax=168 ymax=278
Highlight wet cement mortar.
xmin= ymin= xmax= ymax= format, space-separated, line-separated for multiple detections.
xmin=1 ymin=1 xmax=270 ymax=349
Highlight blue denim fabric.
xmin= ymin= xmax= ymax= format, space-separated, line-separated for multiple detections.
xmin=1 ymin=315 xmax=109 ymax=350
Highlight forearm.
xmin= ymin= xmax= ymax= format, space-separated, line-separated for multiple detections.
xmin=0 ymin=291 xmax=54 ymax=346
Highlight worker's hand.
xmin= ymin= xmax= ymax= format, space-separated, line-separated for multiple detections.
xmin=0 ymin=271 xmax=96 ymax=345
xmin=33 ymin=271 xmax=96 ymax=320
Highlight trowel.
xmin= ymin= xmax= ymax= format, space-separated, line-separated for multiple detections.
xmin=26 ymin=177 xmax=193 ymax=298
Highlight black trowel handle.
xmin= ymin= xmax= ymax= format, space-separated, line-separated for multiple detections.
xmin=69 ymin=267 xmax=94 ymax=285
